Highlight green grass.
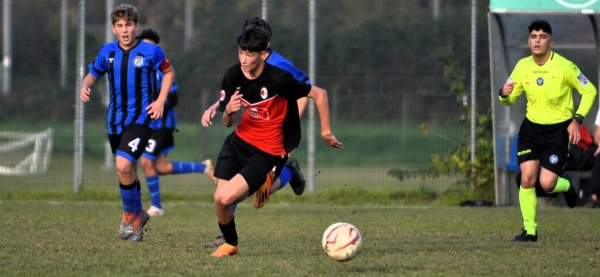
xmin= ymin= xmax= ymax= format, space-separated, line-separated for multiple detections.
xmin=0 ymin=201 xmax=599 ymax=276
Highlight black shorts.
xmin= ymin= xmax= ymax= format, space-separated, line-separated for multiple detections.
xmin=214 ymin=132 xmax=287 ymax=194
xmin=108 ymin=124 xmax=153 ymax=163
xmin=142 ymin=128 xmax=175 ymax=161
xmin=517 ymin=118 xmax=570 ymax=175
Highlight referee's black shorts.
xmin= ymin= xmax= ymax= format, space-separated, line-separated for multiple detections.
xmin=214 ymin=132 xmax=287 ymax=194
xmin=516 ymin=117 xmax=571 ymax=175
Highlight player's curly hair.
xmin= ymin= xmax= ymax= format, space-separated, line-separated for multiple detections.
xmin=111 ymin=4 xmax=139 ymax=25
xmin=139 ymin=29 xmax=160 ymax=44
xmin=528 ymin=20 xmax=552 ymax=36
xmin=237 ymin=24 xmax=269 ymax=52
xmin=242 ymin=15 xmax=272 ymax=39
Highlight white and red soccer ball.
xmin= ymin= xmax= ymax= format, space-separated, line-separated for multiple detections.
xmin=321 ymin=222 xmax=362 ymax=261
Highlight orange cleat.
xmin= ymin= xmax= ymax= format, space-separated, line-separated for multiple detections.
xmin=210 ymin=243 xmax=239 ymax=257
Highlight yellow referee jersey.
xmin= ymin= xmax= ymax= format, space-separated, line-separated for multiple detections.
xmin=499 ymin=51 xmax=597 ymax=124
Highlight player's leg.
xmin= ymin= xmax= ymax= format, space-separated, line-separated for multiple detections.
xmin=141 ymin=131 xmax=164 ymax=216
xmin=114 ymin=124 xmax=153 ymax=242
xmin=512 ymin=121 xmax=540 ymax=242
xmin=539 ymin=122 xmax=577 ymax=208
xmin=270 ymin=157 xmax=305 ymax=195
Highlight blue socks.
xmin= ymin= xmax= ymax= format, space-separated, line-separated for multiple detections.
xmin=171 ymin=161 xmax=207 ymax=174
xmin=120 ymin=180 xmax=142 ymax=217
xmin=146 ymin=174 xmax=161 ymax=209
xmin=278 ymin=166 xmax=293 ymax=189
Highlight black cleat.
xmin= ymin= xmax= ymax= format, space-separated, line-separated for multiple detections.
xmin=286 ymin=158 xmax=305 ymax=196
xmin=562 ymin=173 xmax=578 ymax=208
xmin=511 ymin=229 xmax=537 ymax=242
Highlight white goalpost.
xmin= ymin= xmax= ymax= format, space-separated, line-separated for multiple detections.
xmin=0 ymin=127 xmax=53 ymax=175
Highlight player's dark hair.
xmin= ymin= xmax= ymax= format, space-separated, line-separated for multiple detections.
xmin=111 ymin=4 xmax=139 ymax=25
xmin=138 ymin=29 xmax=160 ymax=44
xmin=528 ymin=20 xmax=552 ymax=36
xmin=237 ymin=24 xmax=269 ymax=52
xmin=242 ymin=15 xmax=273 ymax=39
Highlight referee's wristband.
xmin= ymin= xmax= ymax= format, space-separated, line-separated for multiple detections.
xmin=225 ymin=109 xmax=235 ymax=116
xmin=498 ymin=88 xmax=507 ymax=99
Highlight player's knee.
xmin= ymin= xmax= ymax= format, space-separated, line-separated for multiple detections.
xmin=115 ymin=160 xmax=134 ymax=176
xmin=155 ymin=164 xmax=171 ymax=175
xmin=140 ymin=157 xmax=153 ymax=171
xmin=214 ymin=191 xmax=234 ymax=206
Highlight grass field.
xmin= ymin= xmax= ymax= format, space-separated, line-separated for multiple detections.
xmin=1 ymin=201 xmax=599 ymax=277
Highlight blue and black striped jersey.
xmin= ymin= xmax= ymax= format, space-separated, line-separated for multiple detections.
xmin=265 ymin=49 xmax=311 ymax=84
xmin=88 ymin=39 xmax=170 ymax=134
xmin=150 ymin=71 xmax=178 ymax=130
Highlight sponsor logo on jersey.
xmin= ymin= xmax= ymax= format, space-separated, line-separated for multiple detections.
xmin=133 ymin=56 xmax=144 ymax=68
xmin=536 ymin=77 xmax=544 ymax=86
xmin=247 ymin=106 xmax=270 ymax=120
xmin=219 ymin=90 xmax=225 ymax=101
xmin=260 ymin=87 xmax=268 ymax=99
xmin=578 ymin=72 xmax=589 ymax=86
xmin=549 ymin=154 xmax=558 ymax=164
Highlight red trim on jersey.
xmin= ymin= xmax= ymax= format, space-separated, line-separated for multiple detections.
xmin=235 ymin=95 xmax=288 ymax=156
xmin=159 ymin=58 xmax=171 ymax=71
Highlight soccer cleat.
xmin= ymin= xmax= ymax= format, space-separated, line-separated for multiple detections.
xmin=253 ymin=171 xmax=274 ymax=209
xmin=118 ymin=210 xmax=150 ymax=242
xmin=147 ymin=205 xmax=164 ymax=216
xmin=210 ymin=243 xmax=239 ymax=257
xmin=511 ymin=229 xmax=537 ymax=242
xmin=201 ymin=235 xmax=226 ymax=249
xmin=286 ymin=158 xmax=306 ymax=196
xmin=203 ymin=159 xmax=218 ymax=185
xmin=562 ymin=173 xmax=578 ymax=208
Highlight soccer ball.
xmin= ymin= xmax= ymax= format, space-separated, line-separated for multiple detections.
xmin=321 ymin=222 xmax=362 ymax=262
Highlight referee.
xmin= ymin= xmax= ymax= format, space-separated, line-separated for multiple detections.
xmin=499 ymin=20 xmax=597 ymax=242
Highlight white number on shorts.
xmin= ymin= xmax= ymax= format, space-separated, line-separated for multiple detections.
xmin=146 ymin=139 xmax=156 ymax=152
xmin=128 ymin=138 xmax=141 ymax=152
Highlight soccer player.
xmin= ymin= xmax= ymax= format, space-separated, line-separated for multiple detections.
xmin=209 ymin=25 xmax=342 ymax=257
xmin=79 ymin=4 xmax=175 ymax=242
xmin=200 ymin=15 xmax=309 ymax=249
xmin=499 ymin=20 xmax=597 ymax=242
xmin=137 ymin=29 xmax=216 ymax=217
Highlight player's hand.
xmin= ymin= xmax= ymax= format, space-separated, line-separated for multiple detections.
xmin=594 ymin=146 xmax=600 ymax=157
xmin=146 ymin=100 xmax=165 ymax=119
xmin=226 ymin=91 xmax=243 ymax=115
xmin=501 ymin=81 xmax=516 ymax=97
xmin=80 ymin=86 xmax=91 ymax=102
xmin=322 ymin=133 xmax=343 ymax=149
xmin=201 ymin=107 xmax=217 ymax=127
xmin=568 ymin=121 xmax=580 ymax=145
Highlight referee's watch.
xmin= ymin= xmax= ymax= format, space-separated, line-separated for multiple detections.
xmin=573 ymin=114 xmax=584 ymax=124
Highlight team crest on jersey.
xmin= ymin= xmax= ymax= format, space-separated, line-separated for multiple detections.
xmin=260 ymin=87 xmax=268 ymax=99
xmin=133 ymin=56 xmax=144 ymax=68
xmin=549 ymin=154 xmax=558 ymax=164
xmin=219 ymin=90 xmax=225 ymax=101
xmin=536 ymin=77 xmax=544 ymax=86
xmin=578 ymin=72 xmax=589 ymax=87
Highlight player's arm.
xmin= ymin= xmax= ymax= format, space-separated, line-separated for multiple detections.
xmin=80 ymin=73 xmax=98 ymax=102
xmin=297 ymin=97 xmax=308 ymax=117
xmin=307 ymin=85 xmax=343 ymax=149
xmin=147 ymin=60 xmax=174 ymax=120
xmin=569 ymin=66 xmax=597 ymax=119
xmin=201 ymin=100 xmax=221 ymax=127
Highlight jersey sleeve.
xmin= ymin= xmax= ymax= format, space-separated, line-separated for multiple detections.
xmin=88 ymin=47 xmax=108 ymax=79
xmin=274 ymin=59 xmax=310 ymax=84
xmin=566 ymin=63 xmax=597 ymax=118
xmin=499 ymin=62 xmax=525 ymax=105
xmin=218 ymin=67 xmax=237 ymax=112
xmin=153 ymin=46 xmax=171 ymax=72
xmin=278 ymin=73 xmax=311 ymax=100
